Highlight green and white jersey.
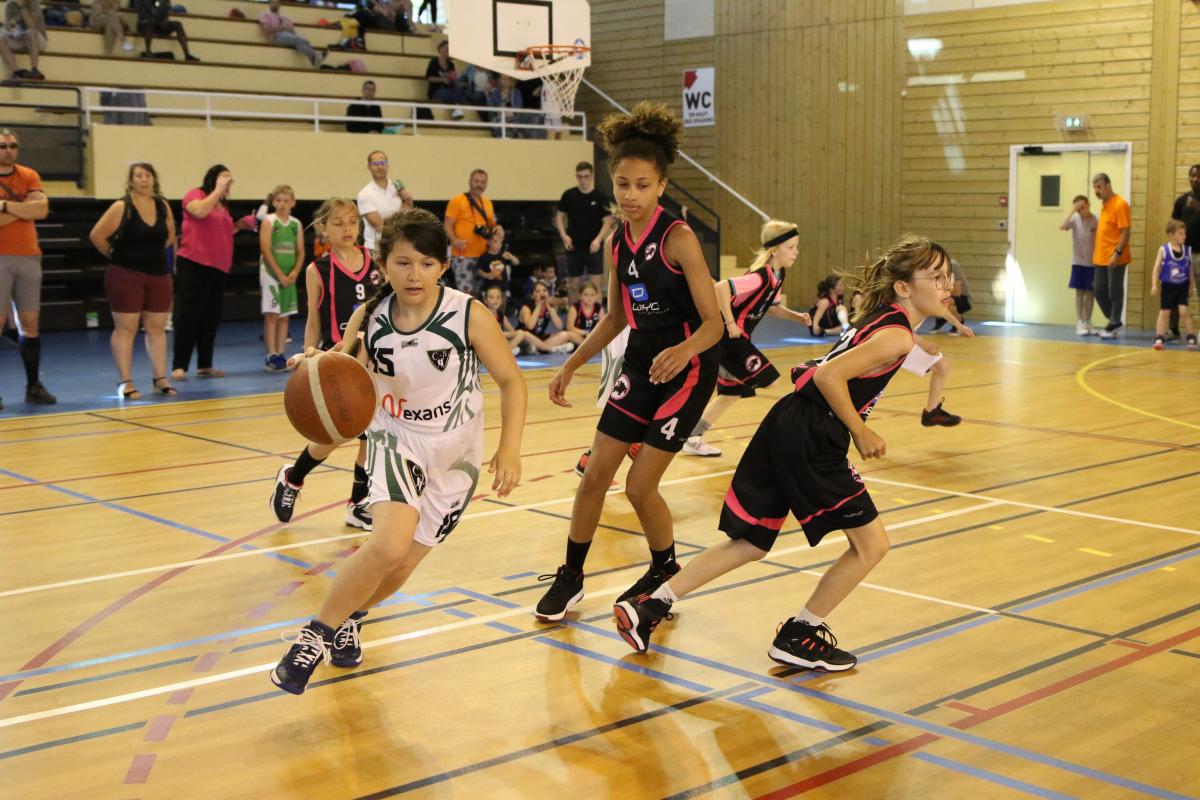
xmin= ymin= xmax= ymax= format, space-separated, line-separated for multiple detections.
xmin=365 ymin=288 xmax=483 ymax=435
xmin=261 ymin=213 xmax=300 ymax=274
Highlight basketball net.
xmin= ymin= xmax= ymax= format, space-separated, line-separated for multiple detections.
xmin=518 ymin=44 xmax=590 ymax=117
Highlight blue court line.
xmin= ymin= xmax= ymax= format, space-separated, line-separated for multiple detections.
xmin=538 ymin=638 xmax=713 ymax=694
xmin=502 ymin=570 xmax=538 ymax=581
xmin=911 ymin=752 xmax=1079 ymax=800
xmin=562 ymin=619 xmax=1191 ymax=800
xmin=0 ymin=466 xmax=314 ymax=570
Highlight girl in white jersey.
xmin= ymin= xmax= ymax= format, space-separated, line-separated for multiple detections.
xmin=271 ymin=208 xmax=527 ymax=695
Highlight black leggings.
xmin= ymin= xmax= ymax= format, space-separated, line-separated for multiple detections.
xmin=172 ymin=257 xmax=227 ymax=371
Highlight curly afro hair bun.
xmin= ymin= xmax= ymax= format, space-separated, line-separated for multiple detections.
xmin=596 ymin=101 xmax=683 ymax=177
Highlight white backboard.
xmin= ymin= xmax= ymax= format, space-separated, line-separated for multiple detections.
xmin=446 ymin=0 xmax=591 ymax=78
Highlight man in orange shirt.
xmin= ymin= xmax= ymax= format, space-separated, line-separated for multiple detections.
xmin=0 ymin=128 xmax=53 ymax=407
xmin=1091 ymin=172 xmax=1132 ymax=339
xmin=443 ymin=168 xmax=501 ymax=297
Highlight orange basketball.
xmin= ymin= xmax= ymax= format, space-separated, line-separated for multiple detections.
xmin=284 ymin=351 xmax=377 ymax=445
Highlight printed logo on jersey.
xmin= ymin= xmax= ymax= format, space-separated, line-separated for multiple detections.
xmin=401 ymin=338 xmax=419 ymax=349
xmin=610 ymin=373 xmax=632 ymax=401
xmin=644 ymin=243 xmax=658 ymax=261
xmin=629 ymin=283 xmax=649 ymax=302
xmin=427 ymin=348 xmax=451 ymax=371
xmin=406 ymin=459 xmax=427 ymax=497
xmin=745 ymin=354 xmax=763 ymax=373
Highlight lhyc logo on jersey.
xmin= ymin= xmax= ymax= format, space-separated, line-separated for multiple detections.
xmin=629 ymin=283 xmax=649 ymax=302
xmin=628 ymin=283 xmax=663 ymax=315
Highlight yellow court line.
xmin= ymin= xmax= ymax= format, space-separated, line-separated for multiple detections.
xmin=1076 ymin=351 xmax=1200 ymax=431
xmin=1078 ymin=547 xmax=1114 ymax=558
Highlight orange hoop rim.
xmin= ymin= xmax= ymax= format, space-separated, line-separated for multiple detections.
xmin=515 ymin=44 xmax=590 ymax=69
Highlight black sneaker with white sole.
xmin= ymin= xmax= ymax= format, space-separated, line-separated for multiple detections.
xmin=344 ymin=501 xmax=373 ymax=531
xmin=331 ymin=610 xmax=366 ymax=667
xmin=616 ymin=561 xmax=680 ymax=605
xmin=271 ymin=621 xmax=334 ymax=694
xmin=767 ymin=618 xmax=857 ymax=672
xmin=613 ymin=594 xmax=673 ymax=653
xmin=534 ymin=564 xmax=584 ymax=621
xmin=270 ymin=464 xmax=302 ymax=522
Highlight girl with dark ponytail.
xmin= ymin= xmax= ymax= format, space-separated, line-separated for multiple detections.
xmin=534 ymin=101 xmax=724 ymax=623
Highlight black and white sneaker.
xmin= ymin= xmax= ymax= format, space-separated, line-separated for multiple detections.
xmin=344 ymin=501 xmax=373 ymax=531
xmin=270 ymin=465 xmax=302 ymax=522
xmin=613 ymin=594 xmax=673 ymax=653
xmin=616 ymin=561 xmax=680 ymax=605
xmin=271 ymin=621 xmax=333 ymax=694
xmin=768 ymin=618 xmax=857 ymax=672
xmin=920 ymin=400 xmax=962 ymax=427
xmin=331 ymin=610 xmax=366 ymax=667
xmin=533 ymin=564 xmax=584 ymax=621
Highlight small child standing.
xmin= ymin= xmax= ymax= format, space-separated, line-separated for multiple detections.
xmin=1059 ymin=195 xmax=1099 ymax=336
xmin=474 ymin=228 xmax=519 ymax=297
xmin=1152 ymin=220 xmax=1197 ymax=350
xmin=259 ymin=185 xmax=304 ymax=371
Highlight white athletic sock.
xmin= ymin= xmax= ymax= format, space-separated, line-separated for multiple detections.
xmin=650 ymin=582 xmax=678 ymax=604
xmin=796 ymin=606 xmax=825 ymax=627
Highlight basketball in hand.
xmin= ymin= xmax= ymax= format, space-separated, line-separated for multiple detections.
xmin=284 ymin=351 xmax=376 ymax=445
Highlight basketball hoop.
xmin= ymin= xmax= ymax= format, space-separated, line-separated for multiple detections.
xmin=516 ymin=44 xmax=590 ymax=117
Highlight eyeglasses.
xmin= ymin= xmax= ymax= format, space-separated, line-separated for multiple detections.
xmin=914 ymin=273 xmax=952 ymax=290
xmin=0 ymin=143 xmax=18 ymax=150
xmin=369 ymin=161 xmax=388 ymax=166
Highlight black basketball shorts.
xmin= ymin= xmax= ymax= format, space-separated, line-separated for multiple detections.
xmin=716 ymin=334 xmax=780 ymax=398
xmin=719 ymin=393 xmax=878 ymax=551
xmin=597 ymin=328 xmax=718 ymax=452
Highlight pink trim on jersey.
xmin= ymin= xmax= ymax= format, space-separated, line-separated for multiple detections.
xmin=324 ymin=247 xmax=373 ymax=345
xmin=731 ymin=270 xmax=778 ymax=331
xmin=658 ymin=219 xmax=688 ymax=275
xmin=793 ymin=366 xmax=816 ymax=392
xmin=333 ymin=246 xmax=372 ymax=282
xmin=607 ymin=400 xmax=649 ymax=425
xmin=623 ymin=206 xmax=664 ymax=253
xmin=717 ymin=375 xmax=742 ymax=387
xmin=794 ymin=484 xmax=868 ymax=527
xmin=654 ymin=323 xmax=702 ymax=420
xmin=724 ymin=486 xmax=786 ymax=531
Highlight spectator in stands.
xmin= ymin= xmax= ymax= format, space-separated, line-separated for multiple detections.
xmin=172 ymin=164 xmax=253 ymax=379
xmin=0 ymin=0 xmax=46 ymax=82
xmin=352 ymin=0 xmax=414 ymax=36
xmin=444 ymin=167 xmax=499 ymax=296
xmin=1091 ymin=172 xmax=1132 ymax=339
xmin=88 ymin=0 xmax=134 ymax=54
xmin=460 ymin=64 xmax=493 ymax=110
xmin=89 ymin=163 xmax=178 ymax=400
xmin=259 ymin=0 xmax=325 ymax=68
xmin=357 ymin=150 xmax=413 ymax=255
xmin=426 ymin=40 xmax=465 ymax=118
xmin=473 ymin=227 xmax=518 ymax=297
xmin=135 ymin=0 xmax=198 ymax=61
xmin=556 ymin=161 xmax=613 ymax=301
xmin=0 ymin=128 xmax=53 ymax=407
xmin=346 ymin=80 xmax=384 ymax=133
xmin=487 ymin=74 xmax=524 ymax=138
xmin=416 ymin=0 xmax=436 ymax=25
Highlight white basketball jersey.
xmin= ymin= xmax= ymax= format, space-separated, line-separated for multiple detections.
xmin=364 ymin=288 xmax=484 ymax=434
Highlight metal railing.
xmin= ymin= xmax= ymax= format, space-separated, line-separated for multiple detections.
xmin=80 ymin=86 xmax=588 ymax=138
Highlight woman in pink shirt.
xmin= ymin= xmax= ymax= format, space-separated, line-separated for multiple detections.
xmin=171 ymin=164 xmax=250 ymax=379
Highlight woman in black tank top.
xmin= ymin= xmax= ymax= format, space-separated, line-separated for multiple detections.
xmin=89 ymin=162 xmax=178 ymax=400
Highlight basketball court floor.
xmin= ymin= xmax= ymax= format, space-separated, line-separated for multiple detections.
xmin=1 ymin=323 xmax=1197 ymax=798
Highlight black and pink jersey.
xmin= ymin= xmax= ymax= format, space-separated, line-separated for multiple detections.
xmin=728 ymin=266 xmax=784 ymax=336
xmin=791 ymin=303 xmax=913 ymax=420
xmin=313 ymin=246 xmax=381 ymax=347
xmin=613 ymin=206 xmax=699 ymax=337
xmin=573 ymin=300 xmax=601 ymax=332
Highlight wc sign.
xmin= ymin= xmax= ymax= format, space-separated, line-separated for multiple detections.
xmin=682 ymin=67 xmax=715 ymax=127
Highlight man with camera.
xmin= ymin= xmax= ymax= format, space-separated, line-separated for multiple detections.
xmin=444 ymin=168 xmax=500 ymax=297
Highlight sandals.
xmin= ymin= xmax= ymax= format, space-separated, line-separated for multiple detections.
xmin=196 ymin=367 xmax=225 ymax=378
xmin=153 ymin=377 xmax=179 ymax=396
xmin=170 ymin=368 xmax=188 ymax=380
xmin=117 ymin=380 xmax=141 ymax=401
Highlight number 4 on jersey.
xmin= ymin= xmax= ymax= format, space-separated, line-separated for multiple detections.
xmin=660 ymin=416 xmax=678 ymax=440
xmin=627 ymin=261 xmax=640 ymax=279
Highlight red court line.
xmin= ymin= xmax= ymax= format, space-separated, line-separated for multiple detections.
xmin=756 ymin=626 xmax=1200 ymax=798
xmin=943 ymin=700 xmax=986 ymax=715
xmin=123 ymin=753 xmax=156 ymax=784
xmin=1110 ymin=640 xmax=1146 ymax=650
xmin=166 ymin=689 xmax=194 ymax=705
xmin=143 ymin=716 xmax=175 ymax=742
xmin=1 ymin=499 xmax=345 ymax=695
xmin=0 ymin=451 xmax=299 ymax=492
xmin=191 ymin=653 xmax=223 ymax=673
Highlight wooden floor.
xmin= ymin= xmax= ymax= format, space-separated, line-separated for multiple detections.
xmin=1 ymin=335 xmax=1198 ymax=799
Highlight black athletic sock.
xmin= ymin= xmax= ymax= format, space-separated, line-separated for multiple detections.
xmin=18 ymin=335 xmax=40 ymax=387
xmin=350 ymin=464 xmax=369 ymax=504
xmin=288 ymin=446 xmax=325 ymax=485
xmin=565 ymin=538 xmax=592 ymax=573
xmin=650 ymin=543 xmax=677 ymax=571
